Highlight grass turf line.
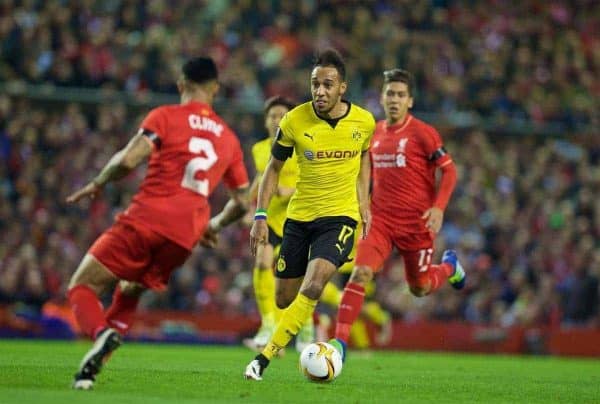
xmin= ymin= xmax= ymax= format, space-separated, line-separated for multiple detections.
xmin=1 ymin=339 xmax=599 ymax=403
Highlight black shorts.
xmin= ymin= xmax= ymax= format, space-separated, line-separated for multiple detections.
xmin=275 ymin=216 xmax=357 ymax=279
xmin=268 ymin=225 xmax=283 ymax=247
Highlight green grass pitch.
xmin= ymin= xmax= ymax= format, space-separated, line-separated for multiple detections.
xmin=1 ymin=339 xmax=599 ymax=403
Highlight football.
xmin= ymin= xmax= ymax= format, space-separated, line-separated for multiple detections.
xmin=299 ymin=342 xmax=343 ymax=382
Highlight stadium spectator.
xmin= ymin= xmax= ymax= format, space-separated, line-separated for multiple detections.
xmin=0 ymin=1 xmax=596 ymax=130
xmin=560 ymin=256 xmax=599 ymax=326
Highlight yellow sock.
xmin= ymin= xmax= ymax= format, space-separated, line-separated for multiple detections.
xmin=273 ymin=305 xmax=283 ymax=324
xmin=298 ymin=311 xmax=314 ymax=342
xmin=253 ymin=267 xmax=276 ymax=327
xmin=363 ymin=301 xmax=390 ymax=326
xmin=350 ymin=318 xmax=370 ymax=349
xmin=262 ymin=293 xmax=317 ymax=360
xmin=320 ymin=282 xmax=342 ymax=307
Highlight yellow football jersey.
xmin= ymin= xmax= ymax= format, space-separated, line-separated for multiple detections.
xmin=252 ymin=137 xmax=299 ymax=237
xmin=276 ymin=101 xmax=375 ymax=222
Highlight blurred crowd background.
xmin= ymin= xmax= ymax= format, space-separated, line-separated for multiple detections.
xmin=1 ymin=0 xmax=599 ymax=331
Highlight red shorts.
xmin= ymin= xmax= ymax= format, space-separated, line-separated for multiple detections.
xmin=89 ymin=218 xmax=191 ymax=291
xmin=355 ymin=218 xmax=435 ymax=285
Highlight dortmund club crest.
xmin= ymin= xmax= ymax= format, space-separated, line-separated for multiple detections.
xmin=352 ymin=128 xmax=362 ymax=142
xmin=277 ymin=256 xmax=286 ymax=272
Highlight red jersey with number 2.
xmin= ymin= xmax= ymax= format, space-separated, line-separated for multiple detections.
xmin=370 ymin=114 xmax=451 ymax=233
xmin=119 ymin=101 xmax=248 ymax=250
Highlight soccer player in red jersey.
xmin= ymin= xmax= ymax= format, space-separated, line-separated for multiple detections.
xmin=65 ymin=57 xmax=249 ymax=389
xmin=333 ymin=68 xmax=466 ymax=349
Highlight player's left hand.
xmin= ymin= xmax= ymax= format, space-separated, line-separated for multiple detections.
xmin=66 ymin=181 xmax=102 ymax=203
xmin=360 ymin=205 xmax=372 ymax=239
xmin=199 ymin=220 xmax=220 ymax=248
xmin=250 ymin=219 xmax=268 ymax=256
xmin=422 ymin=207 xmax=444 ymax=234
xmin=199 ymin=229 xmax=219 ymax=248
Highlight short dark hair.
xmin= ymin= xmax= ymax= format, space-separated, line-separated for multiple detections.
xmin=182 ymin=57 xmax=218 ymax=85
xmin=313 ymin=48 xmax=346 ymax=81
xmin=383 ymin=68 xmax=414 ymax=95
xmin=264 ymin=96 xmax=295 ymax=114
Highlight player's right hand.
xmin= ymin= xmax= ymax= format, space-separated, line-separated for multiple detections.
xmin=249 ymin=220 xmax=268 ymax=256
xmin=66 ymin=182 xmax=102 ymax=203
xmin=422 ymin=206 xmax=444 ymax=234
xmin=359 ymin=205 xmax=372 ymax=239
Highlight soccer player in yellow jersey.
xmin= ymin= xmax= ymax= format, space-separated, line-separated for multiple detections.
xmin=244 ymin=95 xmax=314 ymax=353
xmin=244 ymin=48 xmax=375 ymax=381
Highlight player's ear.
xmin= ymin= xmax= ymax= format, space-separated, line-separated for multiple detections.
xmin=339 ymin=81 xmax=347 ymax=96
xmin=210 ymin=80 xmax=220 ymax=97
xmin=176 ymin=78 xmax=185 ymax=95
xmin=408 ymin=96 xmax=414 ymax=109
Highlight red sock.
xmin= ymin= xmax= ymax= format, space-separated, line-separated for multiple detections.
xmin=105 ymin=286 xmax=140 ymax=335
xmin=426 ymin=263 xmax=453 ymax=293
xmin=335 ymin=282 xmax=365 ymax=343
xmin=68 ymin=284 xmax=107 ymax=339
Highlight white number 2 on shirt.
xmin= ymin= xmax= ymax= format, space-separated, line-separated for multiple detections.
xmin=181 ymin=137 xmax=218 ymax=196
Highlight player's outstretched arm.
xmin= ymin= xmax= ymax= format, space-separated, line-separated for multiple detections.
xmin=249 ymin=157 xmax=284 ymax=256
xmin=248 ymin=174 xmax=261 ymax=202
xmin=357 ymin=150 xmax=372 ymax=239
xmin=66 ymin=133 xmax=153 ymax=203
xmin=422 ymin=160 xmax=457 ymax=233
xmin=200 ymin=186 xmax=250 ymax=248
xmin=257 ymin=157 xmax=284 ymax=210
xmin=240 ymin=175 xmax=262 ymax=227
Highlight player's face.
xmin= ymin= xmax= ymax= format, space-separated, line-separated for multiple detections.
xmin=264 ymin=105 xmax=289 ymax=138
xmin=381 ymin=81 xmax=413 ymax=125
xmin=311 ymin=66 xmax=346 ymax=115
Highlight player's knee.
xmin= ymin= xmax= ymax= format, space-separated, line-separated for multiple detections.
xmin=275 ymin=297 xmax=292 ymax=309
xmin=255 ymin=261 xmax=271 ymax=271
xmin=69 ymin=254 xmax=117 ymax=294
xmin=118 ymin=281 xmax=146 ymax=297
xmin=299 ymin=280 xmax=325 ymax=300
xmin=67 ymin=276 xmax=102 ymax=296
xmin=67 ymin=274 xmax=79 ymax=290
xmin=254 ymin=249 xmax=272 ymax=270
xmin=67 ymin=268 xmax=90 ymax=291
xmin=255 ymin=244 xmax=273 ymax=270
xmin=350 ymin=266 xmax=373 ymax=285
xmin=409 ymin=285 xmax=430 ymax=297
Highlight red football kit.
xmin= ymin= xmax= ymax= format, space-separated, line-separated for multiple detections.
xmin=355 ymin=114 xmax=454 ymax=284
xmin=90 ymin=101 xmax=248 ymax=290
